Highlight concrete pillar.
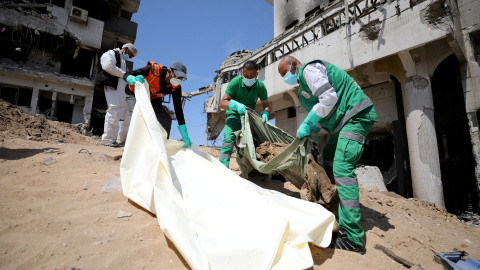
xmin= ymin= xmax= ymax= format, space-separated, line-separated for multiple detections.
xmin=400 ymin=48 xmax=445 ymax=207
xmin=30 ymin=87 xmax=39 ymax=115
xmin=461 ymin=59 xmax=480 ymax=207
xmin=466 ymin=110 xmax=480 ymax=194
xmin=83 ymin=95 xmax=93 ymax=126
xmin=51 ymin=91 xmax=58 ymax=120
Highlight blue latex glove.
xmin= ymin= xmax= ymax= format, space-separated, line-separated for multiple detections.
xmin=135 ymin=75 xmax=145 ymax=83
xmin=228 ymin=100 xmax=246 ymax=114
xmin=261 ymin=111 xmax=269 ymax=123
xmin=178 ymin=124 xmax=192 ymax=148
xmin=297 ymin=110 xmax=322 ymax=138
xmin=126 ymin=75 xmax=145 ymax=85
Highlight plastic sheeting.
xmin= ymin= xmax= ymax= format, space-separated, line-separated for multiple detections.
xmin=120 ymin=82 xmax=336 ymax=270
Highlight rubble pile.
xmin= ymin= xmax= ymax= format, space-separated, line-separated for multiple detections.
xmin=0 ymin=98 xmax=96 ymax=144
xmin=458 ymin=211 xmax=480 ymax=227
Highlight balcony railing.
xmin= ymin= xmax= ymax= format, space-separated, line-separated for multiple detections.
xmin=103 ymin=13 xmax=138 ymax=40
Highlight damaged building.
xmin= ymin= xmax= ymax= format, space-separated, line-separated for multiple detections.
xmin=0 ymin=0 xmax=140 ymax=131
xmin=201 ymin=0 xmax=480 ymax=213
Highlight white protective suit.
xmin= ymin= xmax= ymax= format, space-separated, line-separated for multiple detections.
xmin=100 ymin=48 xmax=130 ymax=145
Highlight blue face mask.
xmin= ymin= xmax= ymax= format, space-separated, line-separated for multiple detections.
xmin=283 ymin=65 xmax=297 ymax=85
xmin=122 ymin=53 xmax=130 ymax=60
xmin=243 ymin=77 xmax=256 ymax=87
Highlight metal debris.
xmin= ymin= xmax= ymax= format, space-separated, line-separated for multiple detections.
xmin=78 ymin=149 xmax=91 ymax=156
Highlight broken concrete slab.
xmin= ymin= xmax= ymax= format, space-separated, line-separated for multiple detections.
xmin=355 ymin=165 xmax=388 ymax=192
xmin=117 ymin=211 xmax=132 ymax=218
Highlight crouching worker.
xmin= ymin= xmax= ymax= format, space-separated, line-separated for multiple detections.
xmin=124 ymin=61 xmax=191 ymax=148
xmin=218 ymin=60 xmax=270 ymax=168
xmin=278 ymin=55 xmax=378 ymax=254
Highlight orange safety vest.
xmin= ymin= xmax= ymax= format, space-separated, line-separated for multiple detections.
xmin=129 ymin=61 xmax=180 ymax=99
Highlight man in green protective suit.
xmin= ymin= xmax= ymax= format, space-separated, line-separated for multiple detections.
xmin=278 ymin=55 xmax=378 ymax=254
xmin=219 ymin=60 xmax=270 ymax=168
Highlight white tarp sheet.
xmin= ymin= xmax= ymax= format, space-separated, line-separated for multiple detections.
xmin=120 ymin=82 xmax=335 ymax=270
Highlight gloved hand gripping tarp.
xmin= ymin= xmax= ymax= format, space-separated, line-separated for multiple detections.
xmin=235 ymin=108 xmax=319 ymax=190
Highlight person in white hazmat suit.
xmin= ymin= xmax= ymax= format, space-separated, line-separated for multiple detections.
xmin=100 ymin=43 xmax=138 ymax=147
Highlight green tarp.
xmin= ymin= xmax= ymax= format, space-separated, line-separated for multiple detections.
xmin=234 ymin=108 xmax=319 ymax=189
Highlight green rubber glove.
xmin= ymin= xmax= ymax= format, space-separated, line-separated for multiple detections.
xmin=261 ymin=111 xmax=269 ymax=123
xmin=178 ymin=124 xmax=191 ymax=148
xmin=297 ymin=110 xmax=322 ymax=138
xmin=228 ymin=100 xmax=246 ymax=114
xmin=126 ymin=75 xmax=137 ymax=85
xmin=135 ymin=75 xmax=145 ymax=83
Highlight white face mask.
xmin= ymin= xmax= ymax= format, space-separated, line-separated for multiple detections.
xmin=170 ymin=77 xmax=181 ymax=86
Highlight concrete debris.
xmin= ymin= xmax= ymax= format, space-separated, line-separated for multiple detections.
xmin=43 ymin=157 xmax=56 ymax=166
xmin=101 ymin=175 xmax=122 ymax=193
xmin=218 ymin=50 xmax=253 ymax=70
xmin=205 ymin=112 xmax=225 ymax=141
xmin=82 ymin=183 xmax=88 ymax=190
xmin=355 ymin=166 xmax=388 ymax=191
xmin=43 ymin=149 xmax=60 ymax=154
xmin=117 ymin=211 xmax=132 ymax=218
xmin=0 ymin=6 xmax=81 ymax=44
xmin=457 ymin=211 xmax=480 ymax=228
xmin=73 ymin=123 xmax=94 ymax=137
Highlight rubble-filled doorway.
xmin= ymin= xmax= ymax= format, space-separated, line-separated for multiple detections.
xmin=432 ymin=54 xmax=479 ymax=213
xmin=37 ymin=90 xmax=74 ymax=123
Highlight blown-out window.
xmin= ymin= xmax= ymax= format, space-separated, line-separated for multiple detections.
xmin=0 ymin=84 xmax=33 ymax=107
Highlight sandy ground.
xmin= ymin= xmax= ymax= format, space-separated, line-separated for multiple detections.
xmin=1 ymin=99 xmax=480 ymax=269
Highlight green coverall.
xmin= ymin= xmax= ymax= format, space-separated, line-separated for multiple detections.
xmin=298 ymin=60 xmax=378 ymax=246
xmin=219 ymin=76 xmax=268 ymax=168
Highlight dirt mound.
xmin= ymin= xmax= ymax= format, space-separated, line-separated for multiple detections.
xmin=255 ymin=141 xmax=338 ymax=209
xmin=0 ymin=98 xmax=98 ymax=145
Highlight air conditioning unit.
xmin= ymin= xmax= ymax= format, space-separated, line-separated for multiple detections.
xmin=70 ymin=6 xmax=88 ymax=24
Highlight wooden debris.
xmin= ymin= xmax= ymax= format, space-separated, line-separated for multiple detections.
xmin=374 ymin=244 xmax=416 ymax=268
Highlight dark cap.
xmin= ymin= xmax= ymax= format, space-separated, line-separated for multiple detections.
xmin=170 ymin=61 xmax=187 ymax=79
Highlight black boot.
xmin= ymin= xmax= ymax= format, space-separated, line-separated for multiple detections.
xmin=328 ymin=228 xmax=365 ymax=254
